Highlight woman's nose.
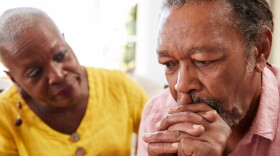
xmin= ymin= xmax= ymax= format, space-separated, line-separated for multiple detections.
xmin=48 ymin=63 xmax=64 ymax=85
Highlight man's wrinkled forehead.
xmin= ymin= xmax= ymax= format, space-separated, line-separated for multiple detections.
xmin=158 ymin=1 xmax=234 ymax=43
xmin=162 ymin=0 xmax=227 ymax=8
xmin=160 ymin=0 xmax=233 ymax=25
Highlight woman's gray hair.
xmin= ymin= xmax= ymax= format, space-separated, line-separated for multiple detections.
xmin=0 ymin=7 xmax=53 ymax=41
xmin=0 ymin=7 xmax=56 ymax=66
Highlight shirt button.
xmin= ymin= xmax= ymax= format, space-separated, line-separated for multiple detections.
xmin=76 ymin=147 xmax=86 ymax=156
xmin=71 ymin=132 xmax=80 ymax=142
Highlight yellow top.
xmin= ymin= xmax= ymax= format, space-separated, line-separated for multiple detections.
xmin=0 ymin=67 xmax=148 ymax=156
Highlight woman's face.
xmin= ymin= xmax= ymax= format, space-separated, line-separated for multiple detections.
xmin=5 ymin=19 xmax=86 ymax=108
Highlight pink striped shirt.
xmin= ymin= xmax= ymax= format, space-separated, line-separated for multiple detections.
xmin=137 ymin=66 xmax=280 ymax=156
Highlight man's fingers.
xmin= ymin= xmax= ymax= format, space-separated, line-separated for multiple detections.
xmin=200 ymin=110 xmax=218 ymax=122
xmin=167 ymin=122 xmax=205 ymax=137
xmin=178 ymin=138 xmax=221 ymax=156
xmin=168 ymin=103 xmax=214 ymax=114
xmin=156 ymin=111 xmax=205 ymax=131
xmin=148 ymin=142 xmax=179 ymax=156
xmin=143 ymin=131 xmax=184 ymax=143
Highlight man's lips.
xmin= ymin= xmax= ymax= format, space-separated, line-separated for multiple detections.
xmin=177 ymin=94 xmax=192 ymax=105
xmin=177 ymin=93 xmax=219 ymax=112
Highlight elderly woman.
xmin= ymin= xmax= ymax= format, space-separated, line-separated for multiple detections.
xmin=0 ymin=7 xmax=148 ymax=156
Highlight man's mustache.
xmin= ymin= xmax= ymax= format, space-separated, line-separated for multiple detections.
xmin=190 ymin=94 xmax=221 ymax=113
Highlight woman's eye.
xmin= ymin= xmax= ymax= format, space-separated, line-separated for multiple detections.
xmin=27 ymin=68 xmax=42 ymax=78
xmin=54 ymin=51 xmax=66 ymax=62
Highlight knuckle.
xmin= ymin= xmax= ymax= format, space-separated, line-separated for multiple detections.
xmin=159 ymin=143 xmax=165 ymax=151
xmin=162 ymin=114 xmax=172 ymax=125
xmin=182 ymin=104 xmax=192 ymax=111
xmin=175 ymin=130 xmax=182 ymax=138
xmin=180 ymin=111 xmax=191 ymax=119
xmin=162 ymin=114 xmax=169 ymax=122
xmin=212 ymin=145 xmax=223 ymax=156
xmin=147 ymin=144 xmax=157 ymax=155
xmin=155 ymin=131 xmax=163 ymax=137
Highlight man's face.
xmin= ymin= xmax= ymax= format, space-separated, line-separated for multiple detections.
xmin=157 ymin=2 xmax=259 ymax=126
xmin=5 ymin=19 xmax=85 ymax=108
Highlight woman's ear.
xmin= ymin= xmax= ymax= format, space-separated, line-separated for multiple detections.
xmin=4 ymin=70 xmax=16 ymax=83
xmin=255 ymin=26 xmax=272 ymax=73
xmin=4 ymin=70 xmax=24 ymax=93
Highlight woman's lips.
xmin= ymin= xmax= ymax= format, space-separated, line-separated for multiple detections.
xmin=56 ymin=84 xmax=74 ymax=97
xmin=51 ymin=80 xmax=77 ymax=99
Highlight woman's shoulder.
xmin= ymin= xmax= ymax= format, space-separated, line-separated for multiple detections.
xmin=85 ymin=66 xmax=132 ymax=85
xmin=0 ymin=85 xmax=19 ymax=123
xmin=85 ymin=66 xmax=126 ymax=77
xmin=0 ymin=85 xmax=19 ymax=107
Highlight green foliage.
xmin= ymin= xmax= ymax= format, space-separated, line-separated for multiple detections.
xmin=123 ymin=4 xmax=137 ymax=72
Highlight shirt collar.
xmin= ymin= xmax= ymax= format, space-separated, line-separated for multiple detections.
xmin=240 ymin=66 xmax=279 ymax=144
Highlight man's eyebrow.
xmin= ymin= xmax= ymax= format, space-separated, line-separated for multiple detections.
xmin=157 ymin=50 xmax=170 ymax=58
xmin=188 ymin=46 xmax=224 ymax=54
xmin=157 ymin=46 xmax=224 ymax=58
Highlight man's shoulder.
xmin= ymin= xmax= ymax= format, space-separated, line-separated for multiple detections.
xmin=140 ymin=88 xmax=176 ymax=132
xmin=143 ymin=88 xmax=176 ymax=115
xmin=267 ymin=65 xmax=280 ymax=82
xmin=266 ymin=65 xmax=280 ymax=96
xmin=149 ymin=88 xmax=174 ymax=102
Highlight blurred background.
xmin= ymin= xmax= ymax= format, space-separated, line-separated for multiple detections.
xmin=0 ymin=0 xmax=279 ymax=95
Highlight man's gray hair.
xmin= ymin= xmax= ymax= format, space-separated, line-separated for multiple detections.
xmin=162 ymin=0 xmax=273 ymax=48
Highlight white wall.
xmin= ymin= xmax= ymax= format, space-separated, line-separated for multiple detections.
xmin=0 ymin=0 xmax=138 ymax=75
xmin=135 ymin=0 xmax=166 ymax=86
xmin=0 ymin=0 xmax=97 ymax=74
xmin=271 ymin=1 xmax=280 ymax=67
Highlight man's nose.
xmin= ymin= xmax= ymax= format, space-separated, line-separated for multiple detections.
xmin=175 ymin=65 xmax=202 ymax=95
xmin=48 ymin=63 xmax=65 ymax=85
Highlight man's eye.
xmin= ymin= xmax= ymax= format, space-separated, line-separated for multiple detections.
xmin=193 ymin=60 xmax=211 ymax=67
xmin=54 ymin=51 xmax=66 ymax=62
xmin=162 ymin=61 xmax=178 ymax=70
xmin=27 ymin=68 xmax=42 ymax=78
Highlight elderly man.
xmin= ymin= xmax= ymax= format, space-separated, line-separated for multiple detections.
xmin=137 ymin=0 xmax=279 ymax=155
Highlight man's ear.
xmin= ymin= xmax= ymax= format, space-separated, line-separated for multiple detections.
xmin=255 ymin=26 xmax=272 ymax=73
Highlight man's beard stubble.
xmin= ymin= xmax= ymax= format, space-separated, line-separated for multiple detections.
xmin=190 ymin=94 xmax=244 ymax=126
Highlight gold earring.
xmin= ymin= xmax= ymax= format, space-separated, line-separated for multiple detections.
xmin=14 ymin=102 xmax=22 ymax=126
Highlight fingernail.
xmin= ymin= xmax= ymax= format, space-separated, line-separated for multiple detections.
xmin=168 ymin=107 xmax=177 ymax=113
xmin=172 ymin=142 xmax=179 ymax=148
xmin=206 ymin=110 xmax=217 ymax=114
xmin=143 ymin=133 xmax=151 ymax=138
xmin=193 ymin=124 xmax=203 ymax=129
xmin=155 ymin=121 xmax=161 ymax=128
